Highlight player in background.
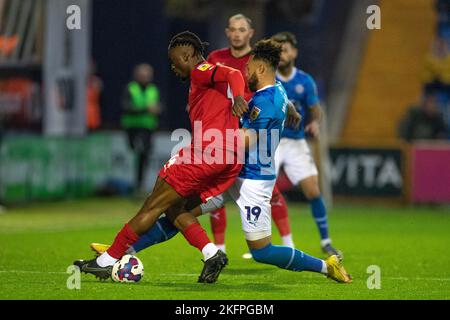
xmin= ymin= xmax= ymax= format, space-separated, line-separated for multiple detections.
xmin=74 ymin=31 xmax=248 ymax=283
xmin=207 ymin=13 xmax=294 ymax=253
xmin=93 ymin=39 xmax=352 ymax=283
xmin=272 ymin=31 xmax=342 ymax=257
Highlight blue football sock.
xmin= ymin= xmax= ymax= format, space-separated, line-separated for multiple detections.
xmin=310 ymin=196 xmax=329 ymax=240
xmin=132 ymin=216 xmax=179 ymax=253
xmin=250 ymin=243 xmax=324 ymax=273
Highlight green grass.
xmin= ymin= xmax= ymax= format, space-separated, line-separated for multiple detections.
xmin=0 ymin=198 xmax=449 ymax=300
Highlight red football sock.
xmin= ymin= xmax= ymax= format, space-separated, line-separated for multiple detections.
xmin=271 ymin=185 xmax=291 ymax=237
xmin=182 ymin=222 xmax=211 ymax=252
xmin=106 ymin=223 xmax=140 ymax=259
xmin=210 ymin=207 xmax=226 ymax=245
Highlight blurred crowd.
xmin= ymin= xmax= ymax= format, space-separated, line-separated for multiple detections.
xmin=399 ymin=0 xmax=450 ymax=141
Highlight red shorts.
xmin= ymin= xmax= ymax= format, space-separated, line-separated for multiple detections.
xmin=158 ymin=146 xmax=242 ymax=203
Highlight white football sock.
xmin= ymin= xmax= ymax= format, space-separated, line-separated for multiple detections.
xmin=96 ymin=252 xmax=118 ymax=267
xmin=321 ymin=260 xmax=328 ymax=275
xmin=321 ymin=238 xmax=332 ymax=247
xmin=202 ymin=243 xmax=219 ymax=261
xmin=282 ymin=234 xmax=295 ymax=248
xmin=216 ymin=244 xmax=226 ymax=253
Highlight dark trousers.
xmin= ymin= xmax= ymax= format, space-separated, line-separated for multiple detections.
xmin=125 ymin=128 xmax=153 ymax=191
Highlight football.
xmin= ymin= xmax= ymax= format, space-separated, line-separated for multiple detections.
xmin=111 ymin=254 xmax=144 ymax=283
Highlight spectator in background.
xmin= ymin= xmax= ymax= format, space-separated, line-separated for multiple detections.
xmin=423 ymin=37 xmax=450 ymax=137
xmin=399 ymin=91 xmax=447 ymax=142
xmin=0 ymin=34 xmax=18 ymax=57
xmin=436 ymin=0 xmax=450 ymax=40
xmin=86 ymin=60 xmax=103 ymax=131
xmin=423 ymin=36 xmax=450 ymax=94
xmin=121 ymin=64 xmax=161 ymax=194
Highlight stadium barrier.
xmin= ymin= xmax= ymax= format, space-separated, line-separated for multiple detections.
xmin=410 ymin=142 xmax=450 ymax=203
xmin=0 ymin=132 xmax=135 ymax=204
xmin=326 ymin=141 xmax=450 ymax=204
xmin=329 ymin=145 xmax=405 ymax=199
xmin=1 ymin=132 xmax=448 ymax=205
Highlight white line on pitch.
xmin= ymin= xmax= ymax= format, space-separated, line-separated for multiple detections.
xmin=0 ymin=270 xmax=66 ymax=274
xmin=386 ymin=276 xmax=450 ymax=281
xmin=159 ymin=273 xmax=197 ymax=276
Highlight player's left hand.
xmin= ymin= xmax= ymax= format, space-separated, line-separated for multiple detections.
xmin=232 ymin=96 xmax=248 ymax=117
xmin=305 ymin=120 xmax=320 ymax=138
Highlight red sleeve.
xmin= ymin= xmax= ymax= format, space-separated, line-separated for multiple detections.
xmin=211 ymin=65 xmax=245 ymax=98
xmin=190 ymin=62 xmax=216 ymax=88
xmin=191 ymin=63 xmax=245 ymax=98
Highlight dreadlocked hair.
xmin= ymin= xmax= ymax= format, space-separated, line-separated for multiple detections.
xmin=251 ymin=39 xmax=282 ymax=70
xmin=168 ymin=31 xmax=209 ymax=56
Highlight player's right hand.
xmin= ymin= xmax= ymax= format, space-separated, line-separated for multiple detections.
xmin=232 ymin=96 xmax=248 ymax=117
xmin=286 ymin=101 xmax=302 ymax=129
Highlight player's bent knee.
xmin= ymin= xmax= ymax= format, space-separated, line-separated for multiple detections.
xmin=302 ymin=185 xmax=321 ymax=200
xmin=306 ymin=191 xmax=321 ymax=200
xmin=300 ymin=177 xmax=321 ymax=200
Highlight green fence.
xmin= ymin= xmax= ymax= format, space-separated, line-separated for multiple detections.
xmin=0 ymin=132 xmax=135 ymax=204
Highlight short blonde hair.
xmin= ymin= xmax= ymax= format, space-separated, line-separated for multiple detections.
xmin=228 ymin=14 xmax=253 ymax=29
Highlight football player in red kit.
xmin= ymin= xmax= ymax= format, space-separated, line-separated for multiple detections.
xmin=74 ymin=31 xmax=247 ymax=283
xmin=207 ymin=14 xmax=294 ymax=254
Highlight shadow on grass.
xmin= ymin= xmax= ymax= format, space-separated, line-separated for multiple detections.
xmin=221 ymin=267 xmax=275 ymax=275
xmin=150 ymin=281 xmax=283 ymax=292
xmin=79 ymin=275 xmax=284 ymax=292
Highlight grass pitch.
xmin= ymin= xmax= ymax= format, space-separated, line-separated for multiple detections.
xmin=0 ymin=198 xmax=449 ymax=300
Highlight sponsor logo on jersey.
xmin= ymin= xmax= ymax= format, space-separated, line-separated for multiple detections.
xmin=197 ymin=63 xmax=214 ymax=71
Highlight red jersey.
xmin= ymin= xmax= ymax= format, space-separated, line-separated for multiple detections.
xmin=188 ymin=61 xmax=245 ymax=151
xmin=158 ymin=61 xmax=245 ymax=202
xmin=207 ymin=48 xmax=253 ymax=101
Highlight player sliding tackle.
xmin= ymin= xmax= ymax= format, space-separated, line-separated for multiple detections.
xmin=86 ymin=37 xmax=352 ymax=284
xmin=75 ymin=31 xmax=248 ymax=283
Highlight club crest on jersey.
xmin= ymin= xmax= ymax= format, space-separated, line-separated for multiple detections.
xmin=249 ymin=106 xmax=261 ymax=121
xmin=295 ymin=84 xmax=304 ymax=94
xmin=197 ymin=63 xmax=214 ymax=71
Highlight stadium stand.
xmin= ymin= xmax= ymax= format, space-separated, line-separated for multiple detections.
xmin=342 ymin=0 xmax=436 ymax=144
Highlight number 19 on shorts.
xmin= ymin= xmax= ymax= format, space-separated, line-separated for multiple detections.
xmin=245 ymin=206 xmax=261 ymax=225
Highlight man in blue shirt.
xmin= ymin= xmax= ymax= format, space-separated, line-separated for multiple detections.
xmin=272 ymin=31 xmax=342 ymax=257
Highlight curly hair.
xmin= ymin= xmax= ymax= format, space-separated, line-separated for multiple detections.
xmin=251 ymin=39 xmax=282 ymax=70
xmin=168 ymin=31 xmax=209 ymax=56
